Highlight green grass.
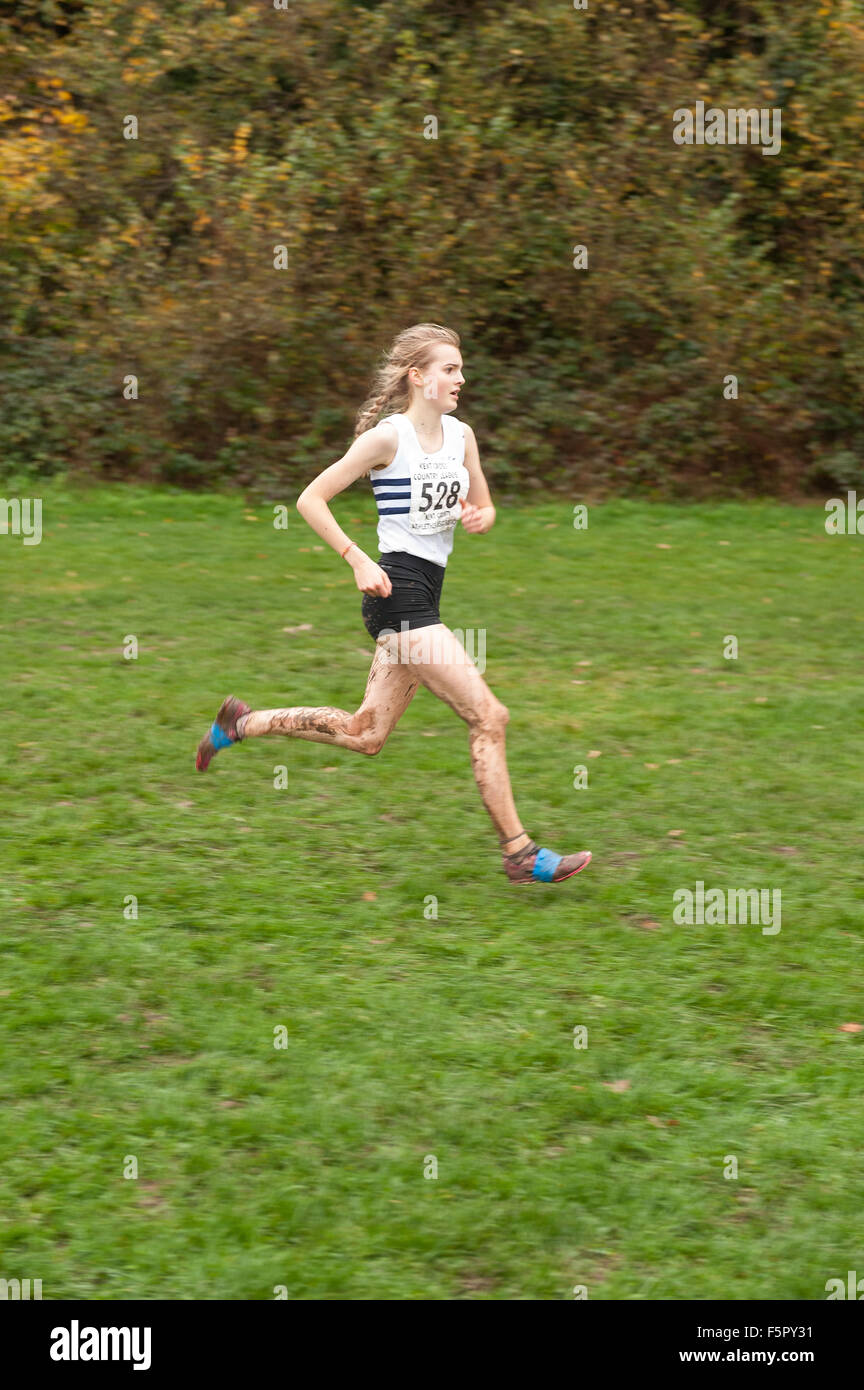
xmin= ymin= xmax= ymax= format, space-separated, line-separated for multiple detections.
xmin=1 ymin=483 xmax=863 ymax=1300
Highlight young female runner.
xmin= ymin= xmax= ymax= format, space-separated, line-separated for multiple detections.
xmin=196 ymin=323 xmax=591 ymax=885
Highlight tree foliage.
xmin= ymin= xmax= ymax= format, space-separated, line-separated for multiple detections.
xmin=1 ymin=0 xmax=862 ymax=494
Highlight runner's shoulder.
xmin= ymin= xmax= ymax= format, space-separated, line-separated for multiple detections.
xmin=366 ymin=418 xmax=399 ymax=472
xmin=455 ymin=418 xmax=477 ymax=453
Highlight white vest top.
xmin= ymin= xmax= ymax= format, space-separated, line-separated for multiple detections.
xmin=370 ymin=412 xmax=470 ymax=567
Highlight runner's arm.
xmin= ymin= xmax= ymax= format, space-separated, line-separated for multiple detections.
xmin=462 ymin=424 xmax=495 ymax=534
xmin=296 ymin=422 xmax=397 ymax=567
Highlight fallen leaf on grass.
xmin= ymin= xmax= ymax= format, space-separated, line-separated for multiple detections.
xmin=838 ymin=1023 xmax=863 ymax=1033
xmin=362 ymin=891 xmax=377 ymax=901
xmin=283 ymin=624 xmax=313 ymax=634
xmin=603 ymin=1079 xmax=631 ymax=1093
xmin=136 ymin=1182 xmax=168 ymax=1211
xmin=460 ymin=1274 xmax=497 ymax=1292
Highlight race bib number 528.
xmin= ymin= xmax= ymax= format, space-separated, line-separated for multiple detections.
xmin=409 ymin=456 xmax=464 ymax=535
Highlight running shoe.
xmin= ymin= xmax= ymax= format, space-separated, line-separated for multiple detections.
xmin=195 ymin=695 xmax=250 ymax=772
xmin=502 ymin=839 xmax=592 ymax=885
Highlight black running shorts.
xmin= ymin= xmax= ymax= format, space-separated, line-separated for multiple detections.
xmin=361 ymin=551 xmax=446 ymax=641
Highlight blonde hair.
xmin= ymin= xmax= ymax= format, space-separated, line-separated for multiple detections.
xmin=354 ymin=323 xmax=461 ymax=436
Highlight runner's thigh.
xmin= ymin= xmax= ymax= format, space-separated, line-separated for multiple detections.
xmin=401 ymin=623 xmax=506 ymax=726
xmin=356 ymin=635 xmax=421 ymax=733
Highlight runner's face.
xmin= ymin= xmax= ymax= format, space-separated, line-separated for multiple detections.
xmin=412 ymin=345 xmax=464 ymax=412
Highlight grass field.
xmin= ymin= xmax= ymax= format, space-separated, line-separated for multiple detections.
xmin=2 ymin=483 xmax=863 ymax=1300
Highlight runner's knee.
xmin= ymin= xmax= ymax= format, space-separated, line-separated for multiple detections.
xmin=472 ymin=695 xmax=509 ymax=733
xmin=348 ymin=707 xmax=386 ymax=755
xmin=359 ymin=729 xmax=386 ymax=755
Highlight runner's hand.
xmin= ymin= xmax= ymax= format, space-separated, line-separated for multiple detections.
xmin=352 ymin=556 xmax=392 ymax=597
xmin=460 ymin=501 xmax=485 ymax=533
